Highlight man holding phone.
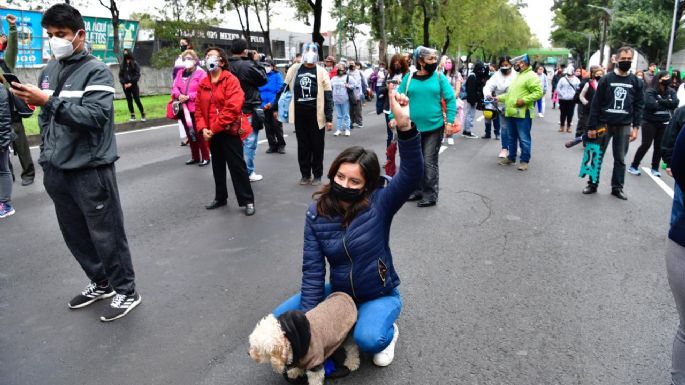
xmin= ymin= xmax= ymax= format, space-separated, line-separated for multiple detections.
xmin=1 ymin=13 xmax=35 ymax=186
xmin=11 ymin=3 xmax=142 ymax=322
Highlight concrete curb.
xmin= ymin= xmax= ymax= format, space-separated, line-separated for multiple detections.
xmin=26 ymin=117 xmax=173 ymax=147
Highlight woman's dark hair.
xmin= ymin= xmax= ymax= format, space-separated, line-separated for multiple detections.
xmin=41 ymin=3 xmax=85 ymax=33
xmin=180 ymin=37 xmax=192 ymax=48
xmin=652 ymin=70 xmax=671 ymax=91
xmin=388 ymin=54 xmax=408 ymax=77
xmin=498 ymin=56 xmax=512 ymax=67
xmin=313 ymin=147 xmax=381 ymax=228
xmin=673 ymin=70 xmax=682 ymax=89
xmin=205 ymin=46 xmax=230 ymax=71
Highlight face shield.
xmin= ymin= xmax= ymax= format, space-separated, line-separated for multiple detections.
xmin=511 ymin=54 xmax=529 ymax=72
xmin=302 ymin=43 xmax=319 ymax=64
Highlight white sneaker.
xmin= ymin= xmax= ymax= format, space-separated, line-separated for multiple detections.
xmin=538 ymin=113 xmax=544 ymax=118
xmin=334 ymin=130 xmax=342 ymax=136
xmin=249 ymin=172 xmax=263 ymax=182
xmin=373 ymin=323 xmax=399 ymax=367
xmin=344 ymin=130 xmax=351 ymax=136
xmin=498 ymin=149 xmax=508 ymax=158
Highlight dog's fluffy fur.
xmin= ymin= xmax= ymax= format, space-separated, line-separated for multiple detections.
xmin=248 ymin=313 xmax=359 ymax=385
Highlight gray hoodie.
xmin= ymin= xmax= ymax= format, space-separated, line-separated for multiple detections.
xmin=38 ymin=49 xmax=117 ymax=170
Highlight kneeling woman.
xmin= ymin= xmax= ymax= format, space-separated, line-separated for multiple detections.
xmin=273 ymin=86 xmax=423 ymax=367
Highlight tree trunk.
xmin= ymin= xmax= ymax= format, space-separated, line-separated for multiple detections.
xmin=312 ymin=0 xmax=325 ymax=60
xmin=99 ymin=0 xmax=121 ymax=64
xmin=253 ymin=0 xmax=273 ymax=56
xmin=421 ymin=2 xmax=430 ymax=47
xmin=441 ymin=26 xmax=451 ymax=56
xmin=377 ymin=0 xmax=387 ymax=64
xmin=352 ymin=38 xmax=358 ymax=62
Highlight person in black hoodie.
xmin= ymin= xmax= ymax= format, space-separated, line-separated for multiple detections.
xmin=228 ymin=39 xmax=268 ymax=182
xmin=628 ymin=70 xmax=678 ymax=177
xmin=118 ymin=49 xmax=145 ymax=122
xmin=584 ymin=46 xmax=644 ymax=200
xmin=462 ymin=62 xmax=487 ymax=138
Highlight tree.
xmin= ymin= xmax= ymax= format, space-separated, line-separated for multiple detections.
xmin=252 ymin=0 xmax=280 ymax=56
xmin=289 ymin=0 xmax=326 ymax=59
xmin=332 ymin=0 xmax=369 ymax=61
xmin=98 ymin=0 xmax=121 ymax=64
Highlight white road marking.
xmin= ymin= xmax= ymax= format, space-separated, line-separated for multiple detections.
xmin=439 ymin=145 xmax=447 ymax=154
xmin=29 ymin=122 xmax=288 ymax=150
xmin=476 ymin=115 xmax=484 ymax=122
xmin=642 ymin=167 xmax=674 ymax=198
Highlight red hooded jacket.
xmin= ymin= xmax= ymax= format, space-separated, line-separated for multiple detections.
xmin=195 ymin=70 xmax=245 ymax=134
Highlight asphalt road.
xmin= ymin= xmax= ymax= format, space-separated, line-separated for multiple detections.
xmin=0 ymin=98 xmax=678 ymax=385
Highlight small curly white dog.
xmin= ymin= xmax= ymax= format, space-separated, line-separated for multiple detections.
xmin=248 ymin=292 xmax=360 ymax=385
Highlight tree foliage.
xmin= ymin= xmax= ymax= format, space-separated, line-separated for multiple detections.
xmin=331 ymin=0 xmax=369 ymax=61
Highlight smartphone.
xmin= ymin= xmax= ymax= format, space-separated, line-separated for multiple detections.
xmin=3 ymin=73 xmax=21 ymax=88
xmin=386 ymin=79 xmax=400 ymax=85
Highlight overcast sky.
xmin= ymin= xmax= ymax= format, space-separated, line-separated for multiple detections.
xmin=2 ymin=0 xmax=553 ymax=46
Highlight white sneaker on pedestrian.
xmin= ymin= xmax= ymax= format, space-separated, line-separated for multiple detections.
xmin=538 ymin=113 xmax=544 ymax=118
xmin=249 ymin=172 xmax=263 ymax=182
xmin=373 ymin=323 xmax=399 ymax=367
xmin=334 ymin=130 xmax=342 ymax=136
xmin=498 ymin=149 xmax=508 ymax=158
xmin=447 ymin=137 xmax=455 ymax=145
xmin=344 ymin=130 xmax=351 ymax=136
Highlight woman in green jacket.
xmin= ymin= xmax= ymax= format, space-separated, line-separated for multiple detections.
xmin=389 ymin=46 xmax=457 ymax=207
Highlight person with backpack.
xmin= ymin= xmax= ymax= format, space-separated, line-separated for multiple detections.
xmin=551 ymin=65 xmax=565 ymax=110
xmin=577 ymin=66 xmax=604 ymax=139
xmin=389 ymin=46 xmax=456 ymax=207
xmin=463 ymin=62 xmax=488 ymax=139
xmin=1 ymin=13 xmax=35 ymax=186
xmin=557 ymin=66 xmax=580 ymax=133
xmin=12 ymin=3 xmax=142 ymax=321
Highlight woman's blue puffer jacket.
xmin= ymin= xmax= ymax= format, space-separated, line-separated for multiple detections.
xmin=259 ymin=70 xmax=284 ymax=108
xmin=300 ymin=131 xmax=423 ymax=311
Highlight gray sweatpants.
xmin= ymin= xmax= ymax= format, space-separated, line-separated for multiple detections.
xmin=667 ymin=238 xmax=685 ymax=384
xmin=0 ymin=148 xmax=11 ymax=203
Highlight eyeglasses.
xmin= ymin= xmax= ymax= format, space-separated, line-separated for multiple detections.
xmin=183 ymin=56 xmax=194 ymax=61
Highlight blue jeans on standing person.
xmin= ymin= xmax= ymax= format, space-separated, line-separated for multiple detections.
xmin=484 ymin=114 xmax=501 ymax=138
xmin=243 ymin=130 xmax=259 ymax=175
xmin=463 ymin=102 xmax=476 ymax=134
xmin=507 ymin=110 xmax=533 ymax=163
xmin=498 ymin=114 xmax=510 ymax=150
xmin=335 ymin=102 xmax=351 ymax=132
xmin=273 ymin=283 xmax=402 ymax=354
xmin=673 ymin=183 xmax=684 ymax=227
xmin=0 ymin=149 xmax=11 ymax=203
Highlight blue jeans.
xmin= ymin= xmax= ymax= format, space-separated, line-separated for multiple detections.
xmin=335 ymin=102 xmax=351 ymax=131
xmin=499 ymin=114 xmax=510 ymax=150
xmin=463 ymin=102 xmax=476 ymax=134
xmin=507 ymin=111 xmax=532 ymax=163
xmin=273 ymin=284 xmax=403 ymax=354
xmin=673 ymin=183 xmax=684 ymax=227
xmin=484 ymin=114 xmax=500 ymax=137
xmin=243 ymin=130 xmax=259 ymax=175
xmin=0 ymin=149 xmax=11 ymax=203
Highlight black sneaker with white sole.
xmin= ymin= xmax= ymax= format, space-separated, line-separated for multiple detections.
xmin=68 ymin=282 xmax=115 ymax=309
xmin=100 ymin=292 xmax=142 ymax=322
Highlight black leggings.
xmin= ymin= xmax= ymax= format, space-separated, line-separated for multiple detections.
xmin=631 ymin=120 xmax=667 ymax=170
xmin=559 ymin=99 xmax=575 ymax=126
xmin=123 ymin=83 xmax=145 ymax=115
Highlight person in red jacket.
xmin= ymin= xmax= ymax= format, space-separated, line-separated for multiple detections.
xmin=195 ymin=47 xmax=256 ymax=216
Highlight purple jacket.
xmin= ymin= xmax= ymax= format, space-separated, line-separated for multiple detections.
xmin=171 ymin=68 xmax=207 ymax=113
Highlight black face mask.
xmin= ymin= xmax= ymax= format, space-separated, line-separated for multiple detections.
xmin=661 ymin=79 xmax=671 ymax=85
xmin=514 ymin=64 xmax=522 ymax=72
xmin=594 ymin=76 xmax=601 ymax=81
xmin=393 ymin=65 xmax=401 ymax=71
xmin=500 ymin=67 xmax=511 ymax=74
xmin=180 ymin=44 xmax=188 ymax=52
xmin=423 ymin=62 xmax=438 ymax=75
xmin=331 ymin=180 xmax=364 ymax=202
xmin=337 ymin=69 xmax=345 ymax=76
xmin=617 ymin=60 xmax=632 ymax=72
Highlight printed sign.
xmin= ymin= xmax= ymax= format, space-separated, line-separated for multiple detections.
xmin=0 ymin=8 xmax=43 ymax=68
xmin=83 ymin=17 xmax=138 ymax=63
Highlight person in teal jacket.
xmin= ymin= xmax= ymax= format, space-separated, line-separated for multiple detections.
xmin=389 ymin=46 xmax=456 ymax=207
xmin=496 ymin=54 xmax=543 ymax=171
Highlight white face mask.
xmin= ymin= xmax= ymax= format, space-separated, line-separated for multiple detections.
xmin=49 ymin=30 xmax=83 ymax=60
xmin=206 ymin=56 xmax=220 ymax=72
xmin=303 ymin=51 xmax=318 ymax=64
xmin=265 ymin=66 xmax=272 ymax=73
xmin=184 ymin=59 xmax=195 ymax=69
